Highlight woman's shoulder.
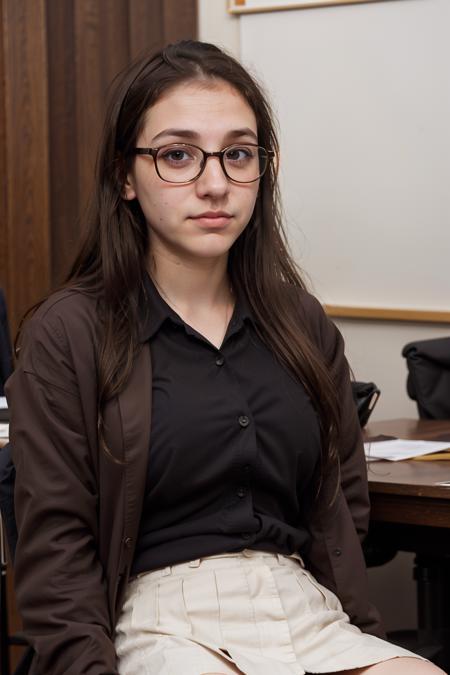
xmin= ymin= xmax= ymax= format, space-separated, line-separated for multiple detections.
xmin=286 ymin=285 xmax=336 ymax=346
xmin=31 ymin=286 xmax=99 ymax=324
xmin=18 ymin=287 xmax=100 ymax=362
xmin=294 ymin=286 xmax=325 ymax=317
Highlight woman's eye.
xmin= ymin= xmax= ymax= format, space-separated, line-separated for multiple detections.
xmin=225 ymin=146 xmax=254 ymax=162
xmin=161 ymin=149 xmax=192 ymax=163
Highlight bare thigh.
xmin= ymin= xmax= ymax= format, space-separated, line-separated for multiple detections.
xmin=327 ymin=656 xmax=446 ymax=675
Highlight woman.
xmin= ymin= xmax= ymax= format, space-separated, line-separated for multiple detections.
xmin=6 ymin=41 xmax=442 ymax=675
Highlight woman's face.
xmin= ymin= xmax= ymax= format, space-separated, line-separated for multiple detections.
xmin=124 ymin=79 xmax=260 ymax=267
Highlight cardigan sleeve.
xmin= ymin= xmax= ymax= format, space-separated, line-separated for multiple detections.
xmin=6 ymin=301 xmax=119 ymax=675
xmin=300 ymin=290 xmax=370 ymax=539
xmin=297 ymin=290 xmax=385 ymax=637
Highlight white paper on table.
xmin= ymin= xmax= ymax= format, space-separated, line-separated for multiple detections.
xmin=0 ymin=423 xmax=9 ymax=438
xmin=0 ymin=396 xmax=7 ymax=409
xmin=364 ymin=438 xmax=450 ymax=461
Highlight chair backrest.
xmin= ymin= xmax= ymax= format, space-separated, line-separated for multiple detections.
xmin=0 ymin=289 xmax=13 ymax=397
xmin=402 ymin=337 xmax=450 ymax=419
xmin=0 ymin=442 xmax=32 ymax=674
xmin=0 ymin=443 xmax=17 ymax=563
xmin=351 ymin=381 xmax=380 ymax=428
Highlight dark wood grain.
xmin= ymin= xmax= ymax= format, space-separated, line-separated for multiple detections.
xmin=1 ymin=0 xmax=198 ymax=335
xmin=163 ymin=0 xmax=197 ymax=44
xmin=367 ymin=461 xmax=450 ymax=498
xmin=99 ymin=0 xmax=129 ymax=94
xmin=1 ymin=0 xmax=50 ymax=338
xmin=370 ymin=493 xmax=450 ymax=528
xmin=0 ymin=0 xmax=7 ymax=295
xmin=366 ymin=417 xmax=450 ymax=441
xmin=128 ymin=0 xmax=162 ymax=61
xmin=74 ymin=0 xmax=105 ymax=215
xmin=47 ymin=0 xmax=79 ymax=285
xmin=365 ymin=418 xmax=450 ymax=526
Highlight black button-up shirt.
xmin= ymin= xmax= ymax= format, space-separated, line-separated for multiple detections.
xmin=131 ymin=277 xmax=322 ymax=575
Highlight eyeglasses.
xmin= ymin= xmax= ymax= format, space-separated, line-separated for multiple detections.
xmin=133 ymin=143 xmax=274 ymax=184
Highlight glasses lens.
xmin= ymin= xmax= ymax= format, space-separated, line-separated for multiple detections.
xmin=155 ymin=144 xmax=203 ymax=183
xmin=223 ymin=145 xmax=268 ymax=183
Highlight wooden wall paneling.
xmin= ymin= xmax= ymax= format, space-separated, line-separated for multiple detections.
xmin=0 ymin=0 xmax=7 ymax=299
xmin=98 ymin=0 xmax=130 ymax=93
xmin=72 ymin=1 xmax=135 ymax=273
xmin=1 ymin=0 xmax=50 ymax=339
xmin=46 ymin=0 xmax=79 ymax=286
xmin=127 ymin=0 xmax=163 ymax=62
xmin=73 ymin=0 xmax=108 ymax=226
xmin=163 ymin=0 xmax=197 ymax=44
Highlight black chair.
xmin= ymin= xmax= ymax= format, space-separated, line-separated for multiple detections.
xmin=351 ymin=380 xmax=398 ymax=565
xmin=0 ymin=442 xmax=30 ymax=675
xmin=0 ymin=289 xmax=13 ymax=397
xmin=0 ymin=290 xmax=30 ymax=674
xmin=401 ymin=337 xmax=450 ymax=668
xmin=351 ymin=381 xmax=380 ymax=428
xmin=402 ymin=337 xmax=450 ymax=419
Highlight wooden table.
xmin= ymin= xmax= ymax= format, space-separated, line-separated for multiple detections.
xmin=365 ymin=418 xmax=450 ymax=534
xmin=364 ymin=419 xmax=450 ymax=665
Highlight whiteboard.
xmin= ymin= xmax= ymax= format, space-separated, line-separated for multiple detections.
xmin=240 ymin=0 xmax=450 ymax=312
xmin=229 ymin=0 xmax=384 ymax=12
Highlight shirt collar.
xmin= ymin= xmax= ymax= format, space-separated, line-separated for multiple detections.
xmin=139 ymin=273 xmax=254 ymax=343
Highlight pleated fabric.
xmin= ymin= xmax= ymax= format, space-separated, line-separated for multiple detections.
xmin=115 ymin=550 xmax=421 ymax=675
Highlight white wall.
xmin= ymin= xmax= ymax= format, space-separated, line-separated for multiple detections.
xmin=198 ymin=0 xmax=449 ymax=632
xmin=238 ymin=0 xmax=450 ymax=312
xmin=198 ymin=0 xmax=240 ymax=57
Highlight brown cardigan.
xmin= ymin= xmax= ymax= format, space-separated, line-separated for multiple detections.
xmin=6 ymin=287 xmax=384 ymax=675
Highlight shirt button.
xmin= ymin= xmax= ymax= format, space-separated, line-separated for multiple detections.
xmin=215 ymin=355 xmax=224 ymax=366
xmin=124 ymin=537 xmax=133 ymax=549
xmin=333 ymin=548 xmax=342 ymax=557
xmin=237 ymin=487 xmax=246 ymax=498
xmin=238 ymin=415 xmax=250 ymax=428
xmin=242 ymin=532 xmax=251 ymax=539
xmin=243 ymin=464 xmax=251 ymax=472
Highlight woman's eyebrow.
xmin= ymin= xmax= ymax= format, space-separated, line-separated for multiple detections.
xmin=151 ymin=127 xmax=258 ymax=144
xmin=227 ymin=128 xmax=258 ymax=142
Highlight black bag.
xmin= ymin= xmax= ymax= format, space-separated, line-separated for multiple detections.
xmin=351 ymin=381 xmax=380 ymax=428
xmin=402 ymin=337 xmax=450 ymax=419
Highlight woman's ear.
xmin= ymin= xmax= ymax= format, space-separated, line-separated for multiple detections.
xmin=116 ymin=155 xmax=137 ymax=201
xmin=122 ymin=174 xmax=137 ymax=201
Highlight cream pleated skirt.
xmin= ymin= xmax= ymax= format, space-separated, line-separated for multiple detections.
xmin=115 ymin=549 xmax=421 ymax=675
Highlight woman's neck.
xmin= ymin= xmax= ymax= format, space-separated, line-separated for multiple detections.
xmin=148 ymin=251 xmax=232 ymax=317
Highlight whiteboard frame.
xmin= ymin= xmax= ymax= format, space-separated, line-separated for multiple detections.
xmin=228 ymin=0 xmax=393 ymax=14
xmin=325 ymin=306 xmax=450 ymax=324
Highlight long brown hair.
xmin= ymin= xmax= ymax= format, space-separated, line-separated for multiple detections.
xmin=23 ymin=41 xmax=341 ymax=490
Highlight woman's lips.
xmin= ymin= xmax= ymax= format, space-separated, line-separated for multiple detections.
xmin=191 ymin=211 xmax=233 ymax=228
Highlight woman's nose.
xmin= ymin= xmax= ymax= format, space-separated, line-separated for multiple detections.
xmin=195 ymin=156 xmax=230 ymax=198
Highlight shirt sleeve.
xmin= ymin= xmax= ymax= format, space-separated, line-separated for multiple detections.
xmin=6 ymin=306 xmax=119 ymax=675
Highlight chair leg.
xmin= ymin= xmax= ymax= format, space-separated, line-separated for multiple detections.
xmin=414 ymin=554 xmax=450 ymax=671
xmin=1 ymin=564 xmax=10 ymax=675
